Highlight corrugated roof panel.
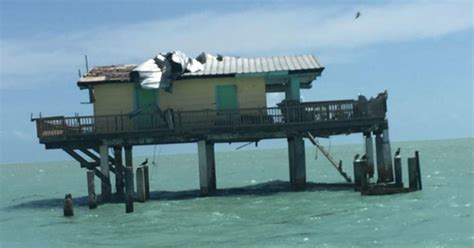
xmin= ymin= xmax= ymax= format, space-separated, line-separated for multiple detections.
xmin=79 ymin=54 xmax=323 ymax=85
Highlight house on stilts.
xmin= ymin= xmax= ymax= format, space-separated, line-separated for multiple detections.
xmin=32 ymin=52 xmax=422 ymax=213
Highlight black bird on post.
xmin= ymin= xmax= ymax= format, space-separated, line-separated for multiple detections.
xmin=140 ymin=158 xmax=148 ymax=166
xmin=354 ymin=154 xmax=360 ymax=161
xmin=395 ymin=148 xmax=401 ymax=156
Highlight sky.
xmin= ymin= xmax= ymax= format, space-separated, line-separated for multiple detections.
xmin=0 ymin=0 xmax=473 ymax=164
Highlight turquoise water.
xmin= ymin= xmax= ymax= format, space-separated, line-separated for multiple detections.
xmin=1 ymin=139 xmax=473 ymax=247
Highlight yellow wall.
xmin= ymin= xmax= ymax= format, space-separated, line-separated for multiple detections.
xmin=92 ymin=77 xmax=267 ymax=115
xmin=160 ymin=77 xmax=266 ymax=111
xmin=93 ymin=83 xmax=134 ymax=116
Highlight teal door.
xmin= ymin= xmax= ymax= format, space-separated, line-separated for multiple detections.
xmin=136 ymin=87 xmax=157 ymax=110
xmin=135 ymin=87 xmax=158 ymax=129
xmin=215 ymin=85 xmax=238 ymax=111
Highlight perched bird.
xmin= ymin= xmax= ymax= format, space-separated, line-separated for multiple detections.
xmin=354 ymin=154 xmax=360 ymax=161
xmin=361 ymin=154 xmax=367 ymax=160
xmin=355 ymin=11 xmax=361 ymax=19
xmin=395 ymin=148 xmax=401 ymax=156
xmin=140 ymin=158 xmax=148 ymax=166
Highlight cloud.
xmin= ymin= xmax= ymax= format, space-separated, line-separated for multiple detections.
xmin=0 ymin=0 xmax=472 ymax=89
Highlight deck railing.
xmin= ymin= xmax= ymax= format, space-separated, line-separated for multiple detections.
xmin=34 ymin=94 xmax=387 ymax=139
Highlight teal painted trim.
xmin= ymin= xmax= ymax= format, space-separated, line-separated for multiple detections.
xmin=285 ymin=76 xmax=301 ymax=101
xmin=235 ymin=71 xmax=288 ymax=78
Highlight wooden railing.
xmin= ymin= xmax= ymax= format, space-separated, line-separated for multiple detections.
xmin=34 ymin=94 xmax=387 ymax=139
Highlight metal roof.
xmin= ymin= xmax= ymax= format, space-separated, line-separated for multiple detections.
xmin=184 ymin=54 xmax=323 ymax=76
xmin=78 ymin=54 xmax=323 ymax=86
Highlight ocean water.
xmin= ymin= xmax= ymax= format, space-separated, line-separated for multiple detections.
xmin=0 ymin=138 xmax=473 ymax=247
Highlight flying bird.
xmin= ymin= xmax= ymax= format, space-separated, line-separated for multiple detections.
xmin=140 ymin=158 xmax=148 ymax=166
xmin=355 ymin=11 xmax=361 ymax=19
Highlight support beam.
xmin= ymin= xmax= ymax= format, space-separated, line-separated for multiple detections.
xmin=99 ymin=145 xmax=112 ymax=201
xmin=394 ymin=154 xmax=403 ymax=188
xmin=198 ymin=140 xmax=216 ymax=196
xmin=87 ymin=170 xmax=97 ymax=209
xmin=288 ymin=136 xmax=306 ymax=190
xmin=113 ymin=146 xmax=125 ymax=199
xmin=382 ymin=129 xmax=394 ymax=182
xmin=124 ymin=146 xmax=134 ymax=213
xmin=364 ymin=133 xmax=375 ymax=178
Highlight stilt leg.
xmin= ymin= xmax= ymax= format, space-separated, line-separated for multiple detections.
xmin=113 ymin=146 xmax=125 ymax=200
xmin=198 ymin=140 xmax=216 ymax=196
xmin=288 ymin=136 xmax=306 ymax=190
xmin=364 ymin=132 xmax=375 ymax=178
xmin=124 ymin=146 xmax=134 ymax=213
xmin=99 ymin=144 xmax=111 ymax=201
xmin=87 ymin=170 xmax=97 ymax=209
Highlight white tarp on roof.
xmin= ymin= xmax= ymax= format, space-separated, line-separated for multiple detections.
xmin=132 ymin=51 xmax=204 ymax=91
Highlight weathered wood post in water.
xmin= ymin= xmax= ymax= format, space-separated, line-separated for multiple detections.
xmin=375 ymin=132 xmax=385 ymax=182
xmin=136 ymin=166 xmax=146 ymax=202
xmin=87 ymin=170 xmax=97 ymax=209
xmin=99 ymin=144 xmax=112 ymax=201
xmin=382 ymin=129 xmax=394 ymax=182
xmin=113 ymin=146 xmax=125 ymax=199
xmin=63 ymin=193 xmax=74 ymax=217
xmin=408 ymin=151 xmax=422 ymax=191
xmin=124 ymin=146 xmax=134 ymax=213
xmin=144 ymin=165 xmax=150 ymax=200
xmin=353 ymin=155 xmax=368 ymax=192
xmin=198 ymin=140 xmax=216 ymax=196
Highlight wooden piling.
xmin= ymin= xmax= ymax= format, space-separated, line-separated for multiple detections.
xmin=113 ymin=146 xmax=125 ymax=200
xmin=408 ymin=157 xmax=418 ymax=190
xmin=63 ymin=193 xmax=74 ymax=217
xmin=136 ymin=167 xmax=146 ymax=203
xmin=353 ymin=158 xmax=362 ymax=191
xmin=359 ymin=157 xmax=369 ymax=192
xmin=124 ymin=146 xmax=134 ymax=213
xmin=415 ymin=151 xmax=422 ymax=190
xmin=394 ymin=155 xmax=403 ymax=188
xmin=87 ymin=170 xmax=97 ymax=209
xmin=144 ymin=165 xmax=150 ymax=200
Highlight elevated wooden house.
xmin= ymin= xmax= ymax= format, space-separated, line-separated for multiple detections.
xmin=33 ymin=54 xmax=397 ymax=212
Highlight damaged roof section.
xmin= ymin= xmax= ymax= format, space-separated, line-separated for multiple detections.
xmin=78 ymin=54 xmax=324 ymax=88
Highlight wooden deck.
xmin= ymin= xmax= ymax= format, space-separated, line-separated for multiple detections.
xmin=33 ymin=93 xmax=388 ymax=149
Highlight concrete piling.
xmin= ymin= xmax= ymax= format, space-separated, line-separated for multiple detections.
xmin=375 ymin=132 xmax=385 ymax=182
xmin=382 ymin=129 xmax=394 ymax=182
xmin=136 ymin=167 xmax=146 ymax=203
xmin=394 ymin=154 xmax=403 ymax=188
xmin=124 ymin=146 xmax=134 ymax=213
xmin=364 ymin=133 xmax=375 ymax=178
xmin=353 ymin=157 xmax=362 ymax=191
xmin=99 ymin=144 xmax=112 ymax=201
xmin=63 ymin=193 xmax=74 ymax=217
xmin=198 ymin=140 xmax=216 ymax=196
xmin=87 ymin=170 xmax=97 ymax=209
xmin=287 ymin=136 xmax=306 ymax=190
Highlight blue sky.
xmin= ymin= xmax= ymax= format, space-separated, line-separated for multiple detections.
xmin=0 ymin=0 xmax=472 ymax=164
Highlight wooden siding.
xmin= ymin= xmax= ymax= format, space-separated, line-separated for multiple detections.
xmin=92 ymin=77 xmax=266 ymax=115
xmin=93 ymin=83 xmax=134 ymax=116
xmin=159 ymin=77 xmax=266 ymax=111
